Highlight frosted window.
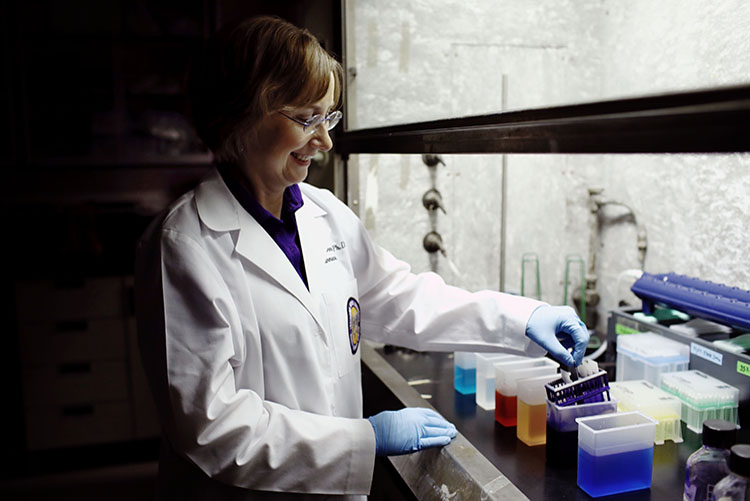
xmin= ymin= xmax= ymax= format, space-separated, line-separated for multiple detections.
xmin=345 ymin=0 xmax=750 ymax=129
xmin=346 ymin=151 xmax=750 ymax=332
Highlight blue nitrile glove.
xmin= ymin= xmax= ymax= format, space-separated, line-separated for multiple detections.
xmin=367 ymin=408 xmax=457 ymax=456
xmin=525 ymin=305 xmax=589 ymax=367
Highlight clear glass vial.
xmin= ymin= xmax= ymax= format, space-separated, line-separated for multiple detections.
xmin=683 ymin=419 xmax=737 ymax=501
xmin=712 ymin=444 xmax=750 ymax=501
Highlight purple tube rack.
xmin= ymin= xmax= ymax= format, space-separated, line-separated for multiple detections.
xmin=545 ymin=371 xmax=611 ymax=407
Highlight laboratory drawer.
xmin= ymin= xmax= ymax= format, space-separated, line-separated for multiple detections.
xmin=18 ymin=317 xmax=127 ymax=367
xmin=128 ymin=323 xmax=160 ymax=438
xmin=23 ymin=360 xmax=129 ymax=405
xmin=25 ymin=401 xmax=132 ymax=451
xmin=15 ymin=277 xmax=128 ymax=323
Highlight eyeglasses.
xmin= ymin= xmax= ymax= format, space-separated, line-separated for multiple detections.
xmin=279 ymin=110 xmax=343 ymax=135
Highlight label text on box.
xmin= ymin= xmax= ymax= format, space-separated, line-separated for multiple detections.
xmin=691 ymin=343 xmax=723 ymax=366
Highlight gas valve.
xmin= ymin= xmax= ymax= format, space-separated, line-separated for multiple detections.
xmin=421 ymin=154 xmax=445 ymax=167
xmin=422 ymin=188 xmax=447 ymax=214
xmin=423 ymin=231 xmax=447 ymax=257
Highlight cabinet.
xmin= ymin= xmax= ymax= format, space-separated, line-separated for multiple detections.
xmin=15 ymin=276 xmax=158 ymax=450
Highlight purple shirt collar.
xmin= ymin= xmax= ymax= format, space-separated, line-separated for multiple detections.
xmin=217 ymin=164 xmax=308 ymax=288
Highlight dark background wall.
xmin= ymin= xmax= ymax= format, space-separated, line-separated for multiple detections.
xmin=0 ymin=0 xmax=341 ymax=496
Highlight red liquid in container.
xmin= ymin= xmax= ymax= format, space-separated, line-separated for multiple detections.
xmin=495 ymin=391 xmax=517 ymax=426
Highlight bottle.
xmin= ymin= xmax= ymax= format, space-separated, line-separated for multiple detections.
xmin=683 ymin=419 xmax=737 ymax=501
xmin=712 ymin=444 xmax=750 ymax=501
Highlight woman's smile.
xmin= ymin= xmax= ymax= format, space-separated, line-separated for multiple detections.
xmin=290 ymin=151 xmax=314 ymax=166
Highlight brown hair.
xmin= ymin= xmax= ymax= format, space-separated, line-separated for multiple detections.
xmin=188 ymin=16 xmax=343 ymax=162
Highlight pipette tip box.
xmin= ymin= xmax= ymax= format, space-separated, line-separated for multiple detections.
xmin=616 ymin=332 xmax=689 ymax=384
xmin=609 ymin=379 xmax=683 ymax=444
xmin=659 ymin=370 xmax=740 ymax=434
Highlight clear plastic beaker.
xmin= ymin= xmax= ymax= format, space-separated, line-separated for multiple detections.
xmin=576 ymin=411 xmax=657 ymax=497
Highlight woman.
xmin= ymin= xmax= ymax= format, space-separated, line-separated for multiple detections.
xmin=135 ymin=15 xmax=588 ymax=500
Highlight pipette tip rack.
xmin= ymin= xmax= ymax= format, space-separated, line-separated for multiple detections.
xmin=545 ymin=370 xmax=611 ymax=407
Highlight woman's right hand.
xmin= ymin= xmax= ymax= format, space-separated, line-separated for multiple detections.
xmin=367 ymin=408 xmax=457 ymax=456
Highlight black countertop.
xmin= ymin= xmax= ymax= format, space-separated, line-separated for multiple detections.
xmin=374 ymin=346 xmax=714 ymax=501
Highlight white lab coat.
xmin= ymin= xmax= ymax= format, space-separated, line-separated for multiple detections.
xmin=135 ymin=168 xmax=546 ymax=500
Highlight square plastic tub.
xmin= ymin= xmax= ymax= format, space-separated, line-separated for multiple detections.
xmin=494 ymin=358 xmax=558 ymax=426
xmin=546 ymin=399 xmax=619 ymax=467
xmin=516 ymin=373 xmax=560 ymax=446
xmin=616 ymin=332 xmax=689 ymax=384
xmin=576 ymin=411 xmax=658 ymax=498
xmin=475 ymin=353 xmax=524 ymax=410
xmin=659 ymin=370 xmax=740 ymax=433
xmin=609 ymin=380 xmax=683 ymax=444
xmin=453 ymin=352 xmax=476 ymax=395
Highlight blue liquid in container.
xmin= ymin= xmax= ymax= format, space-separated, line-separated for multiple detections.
xmin=577 ymin=447 xmax=653 ymax=497
xmin=454 ymin=366 xmax=476 ymax=395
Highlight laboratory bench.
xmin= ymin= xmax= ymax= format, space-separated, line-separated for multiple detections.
xmin=361 ymin=341 xmax=749 ymax=501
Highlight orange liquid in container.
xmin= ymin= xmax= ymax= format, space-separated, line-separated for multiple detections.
xmin=517 ymin=401 xmax=548 ymax=446
xmin=495 ymin=391 xmax=517 ymax=426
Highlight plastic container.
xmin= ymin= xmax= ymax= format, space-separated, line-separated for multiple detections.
xmin=494 ymin=358 xmax=559 ymax=426
xmin=712 ymin=444 xmax=750 ymax=500
xmin=683 ymin=419 xmax=737 ymax=501
xmin=576 ymin=411 xmax=657 ymax=498
xmin=610 ymin=379 xmax=684 ymax=445
xmin=616 ymin=332 xmax=689 ymax=384
xmin=453 ymin=352 xmax=476 ymax=395
xmin=516 ymin=373 xmax=559 ymax=446
xmin=660 ymin=370 xmax=740 ymax=434
xmin=475 ymin=353 xmax=523 ymax=409
xmin=546 ymin=399 xmax=619 ymax=467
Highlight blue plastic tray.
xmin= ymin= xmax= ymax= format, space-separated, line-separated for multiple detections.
xmin=631 ymin=272 xmax=750 ymax=331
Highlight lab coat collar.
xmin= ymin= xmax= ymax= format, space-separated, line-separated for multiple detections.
xmin=195 ymin=168 xmax=241 ymax=232
xmin=195 ymin=168 xmax=328 ymax=330
xmin=295 ymin=194 xmax=327 ymax=303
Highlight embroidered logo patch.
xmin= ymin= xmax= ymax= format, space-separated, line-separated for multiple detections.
xmin=347 ymin=297 xmax=361 ymax=354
